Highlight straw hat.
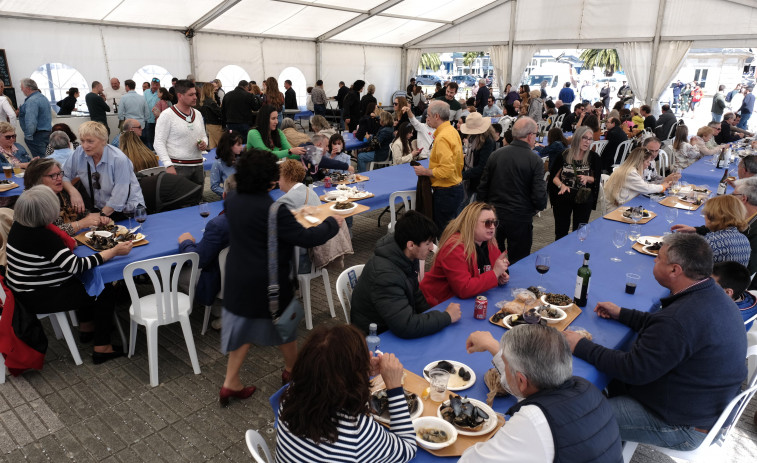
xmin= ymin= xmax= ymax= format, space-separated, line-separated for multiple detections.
xmin=460 ymin=112 xmax=492 ymax=135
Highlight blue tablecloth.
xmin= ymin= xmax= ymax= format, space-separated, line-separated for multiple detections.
xmin=0 ymin=173 xmax=25 ymax=197
xmin=681 ymin=155 xmax=733 ymax=189
xmin=344 ymin=132 xmax=369 ymax=151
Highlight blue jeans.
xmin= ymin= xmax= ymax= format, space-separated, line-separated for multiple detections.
xmin=712 ymin=113 xmax=723 ymax=122
xmin=738 ymin=112 xmax=752 ymax=130
xmin=432 ymin=183 xmax=464 ymax=236
xmin=144 ymin=122 xmax=156 ymax=150
xmin=609 ymin=395 xmax=707 ymax=451
xmin=357 ymin=151 xmax=375 ymax=172
xmin=26 ymin=130 xmax=51 ymax=158
xmin=226 ymin=123 xmax=250 ymax=141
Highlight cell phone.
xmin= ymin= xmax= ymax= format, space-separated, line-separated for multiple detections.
xmin=410 ymin=160 xmax=421 ymax=166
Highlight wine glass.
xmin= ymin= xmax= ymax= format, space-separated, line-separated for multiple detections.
xmin=123 ymin=203 xmax=135 ymax=230
xmin=199 ymin=202 xmax=210 ymax=232
xmin=534 ymin=254 xmax=550 ymax=292
xmin=626 ymin=224 xmax=641 ymax=255
xmin=665 ymin=207 xmax=678 ymax=232
xmin=576 ymin=223 xmax=589 ymax=254
xmin=611 ymin=229 xmax=627 ymax=262
xmin=670 ymin=181 xmax=681 ymax=197
xmin=134 ymin=205 xmax=147 ymax=232
xmin=629 ymin=207 xmax=643 ymax=224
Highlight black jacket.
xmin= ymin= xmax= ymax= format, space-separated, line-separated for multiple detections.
xmin=356 ymin=115 xmax=380 ymax=140
xmin=284 ymin=87 xmax=297 ymax=110
xmin=601 ymin=125 xmax=628 ymax=173
xmin=56 ymin=95 xmax=77 ymax=115
xmin=475 ymin=85 xmax=490 ymax=115
xmin=477 ymin=139 xmax=547 ymax=222
xmin=462 ymin=137 xmax=495 ymax=194
xmin=343 ymin=90 xmax=362 ymax=132
xmin=561 ymin=112 xmax=580 ymax=132
xmin=359 ymin=94 xmax=377 ymax=116
xmin=654 ymin=111 xmax=677 ymax=140
xmin=716 ymin=121 xmax=742 ymax=144
xmin=336 ymin=86 xmax=349 ymax=108
xmin=222 ymin=86 xmax=260 ymax=125
xmin=200 ymin=99 xmax=223 ymax=125
xmin=350 ymin=234 xmax=450 ymax=338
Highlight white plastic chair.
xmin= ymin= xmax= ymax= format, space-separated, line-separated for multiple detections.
xmin=536 ymin=120 xmax=549 ymax=134
xmin=388 ymin=190 xmax=416 ymax=233
xmin=294 ymin=247 xmax=335 ymax=330
xmin=590 ymin=140 xmax=608 ymax=156
xmin=597 ymin=173 xmax=610 ymax=215
xmin=622 ymin=345 xmax=757 ymax=463
xmin=245 ymin=429 xmax=273 ymax=463
xmin=612 ymin=140 xmax=633 ymax=167
xmin=554 ymin=113 xmax=565 ymax=129
xmin=37 ymin=312 xmax=83 ymax=365
xmin=138 ymin=166 xmax=166 ymax=177
xmin=201 ymin=247 xmax=229 ymax=335
xmin=656 ymin=150 xmax=669 ymax=177
xmin=369 ymin=157 xmax=392 ymax=171
xmin=336 ymin=264 xmax=364 ymax=323
xmin=123 ymin=252 xmax=201 ymax=387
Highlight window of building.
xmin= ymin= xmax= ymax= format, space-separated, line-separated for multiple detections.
xmin=693 ymin=69 xmax=708 ymax=88
xmin=278 ymin=67 xmax=307 ymax=109
xmin=30 ymin=62 xmax=88 ymax=111
xmin=132 ymin=65 xmax=174 ymax=95
xmin=216 ymin=65 xmax=251 ymax=95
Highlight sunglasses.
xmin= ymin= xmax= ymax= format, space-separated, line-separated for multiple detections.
xmin=45 ymin=170 xmax=64 ymax=180
xmin=3 ymin=134 xmax=16 ymax=140
xmin=151 ymin=78 xmax=160 ymax=83
xmin=482 ymin=219 xmax=499 ymax=228
xmin=91 ymin=171 xmax=101 ymax=190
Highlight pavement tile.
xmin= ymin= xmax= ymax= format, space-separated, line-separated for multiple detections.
xmin=22 ymin=371 xmax=56 ymax=398
xmin=52 ymin=428 xmax=92 ymax=461
xmin=171 ymin=420 xmax=221 ymax=456
xmin=66 ymin=420 xmax=111 ymax=461
xmin=13 ymin=403 xmax=50 ymax=440
xmin=0 ymin=422 xmax=18 ymax=454
xmin=0 ymin=409 xmax=33 ymax=447
xmin=137 ymin=392 xmax=180 ymax=425
xmin=157 ymin=425 xmax=206 ymax=462
xmin=29 ymin=398 xmax=65 ymax=434
xmin=109 ymin=401 xmax=152 ymax=443
xmin=26 ymin=434 xmax=69 ymax=462
xmin=41 ymin=391 xmax=80 ymax=427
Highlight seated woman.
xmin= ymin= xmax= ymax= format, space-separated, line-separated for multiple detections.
xmin=275 ymin=325 xmax=416 ymax=463
xmin=62 ymin=122 xmax=145 ymax=221
xmin=6 ymin=185 xmax=132 ymax=363
xmin=390 ymin=122 xmax=421 ymax=166
xmin=210 ymin=131 xmax=243 ymax=197
xmin=671 ymin=125 xmax=703 ymax=171
xmin=309 ymin=115 xmax=337 ymax=139
xmin=581 ymin=114 xmax=601 ymax=141
xmin=327 ymin=133 xmax=351 ymax=173
xmin=631 ymin=107 xmax=645 ymax=131
xmin=0 ymin=122 xmax=32 ymax=169
xmin=356 ymin=104 xmax=382 ymax=142
xmin=45 ymin=122 xmax=80 ymax=156
xmin=603 ymin=147 xmax=671 ymax=209
xmin=356 ymin=111 xmax=394 ymax=172
xmin=692 ymin=126 xmax=720 ymax=157
xmin=280 ymin=117 xmax=311 ymax=147
xmin=247 ymin=105 xmax=306 ymax=159
xmin=48 ymin=130 xmax=75 ymax=165
xmin=420 ymin=202 xmax=510 ymax=307
xmin=537 ymin=127 xmax=568 ymax=171
xmin=393 ymin=96 xmax=410 ymax=127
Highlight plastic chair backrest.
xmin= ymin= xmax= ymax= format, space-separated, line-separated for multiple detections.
xmin=138 ymin=166 xmax=166 ymax=177
xmin=590 ymin=140 xmax=608 ymax=156
xmin=656 ymin=150 xmax=669 ymax=176
xmin=614 ymin=140 xmax=633 ymax=165
xmin=269 ymin=384 xmax=288 ymax=429
xmin=388 ymin=190 xmax=416 ymax=232
xmin=245 ymin=429 xmax=273 ymax=463
xmin=336 ymin=264 xmax=364 ymax=323
xmin=122 ymin=252 xmax=199 ymax=324
xmin=217 ymin=247 xmax=230 ymax=299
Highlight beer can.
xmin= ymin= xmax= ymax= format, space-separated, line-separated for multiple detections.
xmin=474 ymin=295 xmax=488 ymax=319
xmin=324 ymin=176 xmax=332 ymax=188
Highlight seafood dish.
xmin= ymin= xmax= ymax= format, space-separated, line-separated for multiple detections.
xmin=437 ymin=396 xmax=497 ymax=436
xmin=503 ymin=311 xmax=547 ymax=329
xmin=622 ymin=206 xmax=650 ymax=218
xmin=416 ymin=428 xmax=450 ymax=443
xmin=370 ymin=389 xmax=422 ymax=423
xmin=412 ymin=417 xmax=457 ymax=450
xmin=542 ymin=293 xmax=572 ymax=307
xmin=0 ymin=180 xmax=13 ymax=185
xmin=526 ymin=286 xmax=543 ymax=298
xmin=422 ymin=360 xmax=476 ymax=390
xmin=85 ymin=227 xmax=142 ymax=250
xmin=329 ymin=201 xmax=357 ymax=214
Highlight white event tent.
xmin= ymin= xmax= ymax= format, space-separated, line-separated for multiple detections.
xmin=1 ymin=0 xmax=757 ymax=109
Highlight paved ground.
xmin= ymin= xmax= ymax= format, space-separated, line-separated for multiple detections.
xmin=1 ymin=157 xmax=756 ymax=462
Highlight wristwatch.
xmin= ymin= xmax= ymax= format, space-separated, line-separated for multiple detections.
xmin=99 ymin=211 xmax=109 ymax=217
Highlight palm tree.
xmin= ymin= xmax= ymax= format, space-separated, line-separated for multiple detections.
xmin=580 ymin=49 xmax=622 ymax=76
xmin=419 ymin=53 xmax=441 ymax=72
xmin=463 ymin=52 xmax=484 ymax=67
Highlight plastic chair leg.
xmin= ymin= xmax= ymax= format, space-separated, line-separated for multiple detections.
xmin=0 ymin=350 xmax=6 ymax=384
xmin=201 ymin=305 xmax=212 ymax=335
xmin=321 ymin=271 xmax=335 ymax=318
xmin=622 ymin=441 xmax=638 ymax=463
xmin=52 ymin=313 xmax=82 ymax=365
xmin=179 ymin=316 xmax=201 ymax=375
xmin=145 ymin=323 xmax=160 ymax=387
xmin=300 ymin=276 xmax=313 ymax=330
xmin=46 ymin=313 xmax=64 ymax=340
xmin=68 ymin=310 xmax=78 ymax=327
xmin=128 ymin=319 xmax=138 ymax=358
xmin=113 ymin=313 xmax=127 ymax=348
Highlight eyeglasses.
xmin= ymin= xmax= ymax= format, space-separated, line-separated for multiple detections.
xmin=733 ymin=192 xmax=745 ymax=198
xmin=393 ymin=102 xmax=399 ymax=106
xmin=91 ymin=171 xmax=101 ymax=190
xmin=3 ymin=134 xmax=16 ymax=140
xmin=151 ymin=78 xmax=160 ymax=83
xmin=44 ymin=170 xmax=64 ymax=180
xmin=481 ymin=219 xmax=499 ymax=228
xmin=581 ymin=136 xmax=594 ymax=141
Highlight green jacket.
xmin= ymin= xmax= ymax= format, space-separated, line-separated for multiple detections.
xmin=246 ymin=128 xmax=297 ymax=159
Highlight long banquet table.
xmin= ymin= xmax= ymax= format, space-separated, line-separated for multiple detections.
xmin=379 ymin=154 xmax=728 ymax=462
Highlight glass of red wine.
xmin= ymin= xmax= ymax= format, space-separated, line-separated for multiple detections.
xmin=535 ymin=254 xmax=550 ymax=292
xmin=199 ymin=202 xmax=210 ymax=232
xmin=134 ymin=205 xmax=147 ymax=232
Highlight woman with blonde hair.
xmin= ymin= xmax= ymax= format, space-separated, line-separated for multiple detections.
xmin=527 ymin=89 xmax=543 ymax=121
xmin=420 ymin=202 xmax=510 ymax=307
xmin=603 ymin=147 xmax=671 ymax=209
xmin=692 ymin=125 xmax=720 ymax=156
xmin=119 ymin=131 xmax=158 ymax=172
xmin=200 ymin=83 xmax=223 ymax=148
xmin=359 ymin=83 xmax=377 ymax=116
xmin=309 ymin=115 xmax=336 ymax=138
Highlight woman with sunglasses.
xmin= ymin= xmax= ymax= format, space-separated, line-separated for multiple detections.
xmin=420 ymin=202 xmax=510 ymax=307
xmin=0 ymin=121 xmax=32 ymax=169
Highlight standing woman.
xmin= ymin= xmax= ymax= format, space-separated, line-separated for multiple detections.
xmin=200 ymin=84 xmax=223 ymax=149
xmin=411 ymin=85 xmax=427 ymax=116
xmin=527 ymin=89 xmax=544 ymax=121
xmin=262 ymin=77 xmax=285 ymax=127
xmin=460 ymin=113 xmax=496 ymax=200
xmin=246 ymin=105 xmax=305 ymax=159
xmin=153 ymin=87 xmax=173 ymax=119
xmin=220 ymin=150 xmax=342 ymax=404
xmin=56 ymin=87 xmax=79 ymax=115
xmin=549 ymin=126 xmax=602 ymax=240
xmin=343 ymin=80 xmax=365 ymax=132
xmin=359 ymin=84 xmax=377 ymax=117
xmin=210 ymin=131 xmax=243 ymax=197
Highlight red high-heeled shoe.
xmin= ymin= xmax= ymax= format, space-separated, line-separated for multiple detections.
xmin=219 ymin=385 xmax=257 ymax=407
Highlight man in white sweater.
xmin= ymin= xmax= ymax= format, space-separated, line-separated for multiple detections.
xmin=154 ymin=79 xmax=208 ymax=185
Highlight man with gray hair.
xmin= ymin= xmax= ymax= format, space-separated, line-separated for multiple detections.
xmin=462 ymin=325 xmax=622 ymax=462
xmin=565 ymin=233 xmax=746 ymax=451
xmin=18 ymin=78 xmax=52 ymax=158
xmin=48 ymin=130 xmax=73 ymax=165
xmin=413 ymin=100 xmax=464 ymax=234
xmin=477 ymin=117 xmax=547 ymax=263
xmin=474 ymin=78 xmax=490 ymax=115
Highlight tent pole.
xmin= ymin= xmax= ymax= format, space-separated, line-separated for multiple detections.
xmin=507 ymin=0 xmax=517 ymax=85
xmin=647 ymin=0 xmax=667 ymax=107
xmin=316 ymin=41 xmax=323 ymax=81
xmin=401 ymin=48 xmax=407 ymax=93
xmin=189 ymin=36 xmax=197 ymax=81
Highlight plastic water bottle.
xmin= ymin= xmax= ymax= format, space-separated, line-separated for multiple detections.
xmin=366 ymin=323 xmax=381 ymax=355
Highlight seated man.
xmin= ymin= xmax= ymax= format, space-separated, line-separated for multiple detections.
xmin=713 ymin=261 xmax=757 ymax=330
xmin=111 ymin=118 xmax=143 ymax=148
xmin=350 ymin=211 xmax=461 ymax=338
xmin=462 ymin=325 xmax=622 ymax=462
xmin=565 ymin=233 xmax=747 ymax=451
xmin=482 ymin=96 xmax=503 ymax=117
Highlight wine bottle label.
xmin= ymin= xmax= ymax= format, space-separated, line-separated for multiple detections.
xmin=574 ymin=275 xmax=584 ymax=299
xmin=717 ymin=183 xmax=727 ymax=195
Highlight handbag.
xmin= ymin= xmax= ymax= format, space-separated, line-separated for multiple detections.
xmin=571 ymin=160 xmax=593 ymax=204
xmin=267 ymin=202 xmax=305 ymax=342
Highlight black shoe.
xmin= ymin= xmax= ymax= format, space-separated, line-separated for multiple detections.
xmin=79 ymin=331 xmax=95 ymax=344
xmin=92 ymin=347 xmax=125 ymax=365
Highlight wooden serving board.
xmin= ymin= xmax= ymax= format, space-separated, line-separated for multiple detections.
xmin=294 ymin=202 xmax=369 ymax=228
xmin=75 ymin=232 xmax=149 ymax=251
xmin=318 ymin=193 xmax=375 ymax=203
xmin=370 ymin=370 xmax=504 ymax=457
xmin=0 ymin=181 xmax=18 ymax=192
xmin=332 ymin=174 xmax=369 ymax=185
xmin=603 ymin=207 xmax=656 ymax=224
xmin=632 ymin=241 xmax=659 ymax=256
xmin=659 ymin=195 xmax=702 ymax=210
xmin=489 ymin=301 xmax=583 ymax=332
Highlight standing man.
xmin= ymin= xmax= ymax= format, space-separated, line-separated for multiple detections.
xmin=711 ymin=84 xmax=727 ymax=122
xmin=600 ymin=82 xmax=611 ymax=112
xmin=406 ymin=77 xmax=416 ymax=97
xmin=311 ymin=80 xmax=327 ymax=116
xmin=671 ymin=80 xmax=684 ymax=113
xmin=738 ymin=85 xmax=754 ymax=130
xmin=85 ymin=81 xmax=111 ymax=135
xmin=168 ymin=77 xmax=179 ymax=104
xmin=477 ymin=117 xmax=547 ymax=263
xmin=617 ymin=81 xmax=634 ymax=108
xmin=474 ymin=78 xmax=490 ymax=115
xmin=222 ymin=80 xmax=260 ymax=138
xmin=335 ymin=81 xmax=350 ymax=130
xmin=154 ymin=80 xmax=208 ymax=186
xmin=18 ymin=78 xmax=52 ymax=158
xmin=283 ymin=80 xmax=297 ymax=110
xmin=558 ymin=82 xmax=575 ymax=108
xmin=434 ymin=81 xmax=462 ymax=124
xmin=117 ymin=80 xmax=150 ymax=137
xmin=109 ymin=78 xmax=126 ymax=109
xmin=143 ymin=77 xmax=160 ymax=150
xmin=727 ymin=83 xmax=743 ymax=110
xmin=565 ymin=233 xmax=746 ymax=451
xmin=412 ymin=100 xmax=464 ymax=234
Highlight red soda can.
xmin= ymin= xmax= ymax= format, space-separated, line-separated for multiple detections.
xmin=324 ymin=176 xmax=332 ymax=188
xmin=474 ymin=295 xmax=488 ymax=319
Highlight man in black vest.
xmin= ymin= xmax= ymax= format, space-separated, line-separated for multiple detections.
xmin=462 ymin=325 xmax=622 ymax=462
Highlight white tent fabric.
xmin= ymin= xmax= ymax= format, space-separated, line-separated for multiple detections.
xmin=404 ymin=49 xmax=422 ymax=89
xmin=489 ymin=45 xmax=509 ymax=93
xmin=649 ymin=40 xmax=692 ymax=112
xmin=617 ymin=42 xmax=653 ymax=104
xmin=510 ymin=45 xmax=539 ymax=88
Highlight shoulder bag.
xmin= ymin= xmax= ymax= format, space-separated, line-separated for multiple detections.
xmin=267 ymin=202 xmax=304 ymax=341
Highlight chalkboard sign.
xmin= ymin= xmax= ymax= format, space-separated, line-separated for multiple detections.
xmin=0 ymin=50 xmax=11 ymax=88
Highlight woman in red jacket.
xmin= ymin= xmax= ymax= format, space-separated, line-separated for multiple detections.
xmin=420 ymin=202 xmax=510 ymax=307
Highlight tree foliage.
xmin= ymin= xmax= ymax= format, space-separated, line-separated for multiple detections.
xmin=463 ymin=51 xmax=484 ymax=67
xmin=579 ymin=49 xmax=622 ymax=76
xmin=419 ymin=53 xmax=441 ymax=71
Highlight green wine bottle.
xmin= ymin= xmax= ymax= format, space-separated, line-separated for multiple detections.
xmin=574 ymin=253 xmax=591 ymax=307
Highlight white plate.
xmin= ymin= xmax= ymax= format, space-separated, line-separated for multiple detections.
xmin=413 ymin=416 xmax=457 ymax=450
xmin=324 ymin=190 xmax=350 ymax=201
xmin=535 ymin=304 xmax=567 ymax=323
xmin=329 ymin=203 xmax=357 ymax=215
xmin=436 ymin=398 xmax=498 ymax=436
xmin=371 ymin=391 xmax=424 ymax=425
xmin=502 ymin=314 xmax=517 ymax=329
xmin=422 ymin=360 xmax=476 ymax=391
xmin=85 ymin=230 xmax=112 ymax=239
xmin=636 ymin=235 xmax=662 ymax=246
xmin=131 ymin=233 xmax=146 ymax=243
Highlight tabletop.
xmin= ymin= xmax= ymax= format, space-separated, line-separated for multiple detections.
xmin=343 ymin=132 xmax=369 ymax=151
xmin=0 ymin=173 xmax=25 ymax=197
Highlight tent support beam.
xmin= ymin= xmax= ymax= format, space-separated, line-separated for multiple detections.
xmin=316 ymin=42 xmax=323 ymax=81
xmin=507 ymin=0 xmax=517 ymax=85
xmin=273 ymin=0 xmax=450 ymax=23
xmin=189 ymin=36 xmax=197 ymax=80
xmin=317 ymin=0 xmax=404 ymax=42
xmin=190 ymin=0 xmax=243 ymax=31
xmin=647 ymin=0 xmax=667 ymax=106
xmin=0 ymin=11 xmax=181 ymax=32
xmin=403 ymin=0 xmax=511 ymax=48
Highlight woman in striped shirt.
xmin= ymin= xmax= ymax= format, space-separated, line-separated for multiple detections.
xmin=275 ymin=325 xmax=417 ymax=463
xmin=5 ymin=185 xmax=133 ymax=364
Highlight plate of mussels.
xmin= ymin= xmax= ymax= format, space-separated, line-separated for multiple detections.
xmin=436 ymin=395 xmax=497 ymax=436
xmin=422 ymin=360 xmax=476 ymax=391
xmin=370 ymin=388 xmax=424 ymax=424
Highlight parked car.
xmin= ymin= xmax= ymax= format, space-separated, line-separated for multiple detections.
xmin=415 ymin=74 xmax=442 ymax=85
xmin=450 ymin=75 xmax=478 ymax=87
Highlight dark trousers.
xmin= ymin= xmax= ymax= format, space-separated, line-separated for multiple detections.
xmin=226 ymin=123 xmax=250 ymax=141
xmin=15 ymin=279 xmax=115 ymax=346
xmin=494 ymin=212 xmax=533 ymax=264
xmin=144 ymin=122 xmax=156 ymax=150
xmin=552 ymin=192 xmax=593 ymax=240
xmin=174 ymin=165 xmax=205 ymax=186
xmin=432 ymin=183 xmax=464 ymax=237
xmin=313 ymin=104 xmax=326 ymax=116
